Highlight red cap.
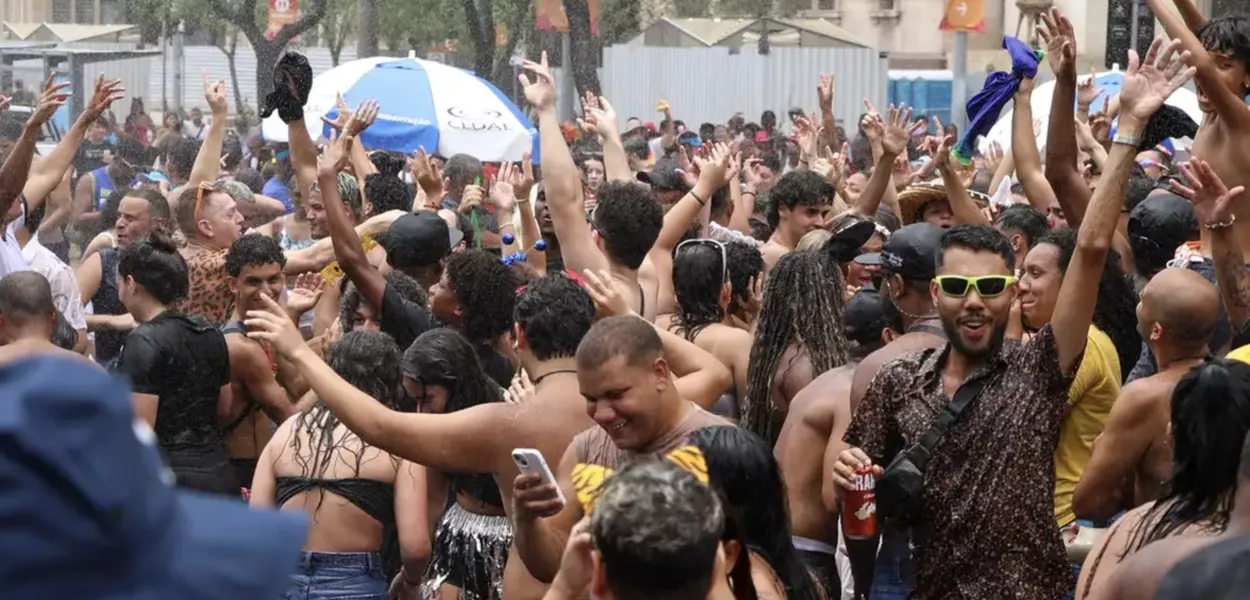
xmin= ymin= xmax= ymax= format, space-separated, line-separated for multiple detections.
xmin=754 ymin=130 xmax=770 ymax=143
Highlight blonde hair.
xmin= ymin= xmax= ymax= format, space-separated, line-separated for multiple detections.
xmin=796 ymin=228 xmax=832 ymax=252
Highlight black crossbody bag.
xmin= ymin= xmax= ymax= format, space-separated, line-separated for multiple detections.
xmin=876 ymin=376 xmax=988 ymax=525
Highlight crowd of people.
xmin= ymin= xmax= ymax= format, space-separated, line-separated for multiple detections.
xmin=3 ymin=1 xmax=1250 ymax=599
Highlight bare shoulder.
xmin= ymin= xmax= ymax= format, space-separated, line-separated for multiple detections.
xmin=1111 ymin=536 xmax=1217 ymax=600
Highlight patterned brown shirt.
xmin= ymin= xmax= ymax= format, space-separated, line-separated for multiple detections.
xmin=844 ymin=324 xmax=1079 ymax=600
xmin=173 ymin=247 xmax=234 ymax=326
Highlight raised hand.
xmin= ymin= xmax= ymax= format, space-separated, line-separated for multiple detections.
xmin=458 ymin=184 xmax=484 ymax=215
xmin=1173 ymin=159 xmax=1242 ymax=227
xmin=861 ymin=98 xmax=883 ymax=143
xmin=579 ymin=95 xmax=619 ymax=141
xmin=693 ymin=142 xmax=731 ymax=190
xmin=83 ymin=74 xmax=125 ymax=121
xmin=582 ymin=268 xmax=632 ymax=319
xmin=1120 ymin=38 xmax=1194 ymax=124
xmin=519 ymin=51 xmax=556 ymax=112
xmin=319 ymin=92 xmax=353 ymax=131
xmin=1077 ymin=74 xmax=1105 ymax=107
xmin=880 ymin=103 xmax=919 ymax=157
xmin=343 ymin=99 xmax=379 ymax=137
xmin=675 ymin=145 xmax=698 ymax=190
xmin=285 ymin=272 xmax=325 ymax=316
xmin=203 ymin=71 xmax=228 ymax=115
xmin=929 ymin=116 xmax=955 ymax=168
xmin=410 ymin=147 xmax=443 ymax=193
xmin=321 ymin=129 xmax=355 ymax=175
xmin=511 ymin=152 xmax=536 ymax=199
xmin=794 ymin=112 xmax=820 ymax=158
xmin=244 ymin=294 xmax=308 ymax=359
xmin=492 ymin=163 xmax=518 ymax=212
xmin=1037 ymin=8 xmax=1077 ymax=75
xmin=30 ymin=73 xmax=71 ymax=127
xmin=817 ymin=74 xmax=834 ymax=111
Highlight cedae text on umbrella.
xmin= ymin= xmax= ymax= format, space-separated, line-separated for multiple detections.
xmin=446 ymin=106 xmax=511 ymax=132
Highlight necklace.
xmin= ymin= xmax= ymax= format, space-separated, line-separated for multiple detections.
xmin=532 ymin=368 xmax=577 ymax=385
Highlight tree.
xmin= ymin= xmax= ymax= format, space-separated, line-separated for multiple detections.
xmin=323 ymin=0 xmax=357 ymax=65
xmin=598 ymin=0 xmax=641 ymax=46
xmin=564 ymin=0 xmax=601 ymax=96
xmin=356 ymin=0 xmax=379 ymax=58
xmin=201 ymin=0 xmax=331 ymax=103
xmin=672 ymin=0 xmax=711 ymax=18
xmin=378 ymin=0 xmax=463 ymax=56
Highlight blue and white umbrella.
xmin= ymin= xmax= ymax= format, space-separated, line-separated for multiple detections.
xmin=261 ymin=56 xmax=538 ymax=162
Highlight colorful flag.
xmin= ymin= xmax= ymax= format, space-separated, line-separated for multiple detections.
xmin=265 ymin=0 xmax=299 ymax=40
xmin=535 ymin=0 xmax=601 ymax=35
xmin=940 ymin=0 xmax=986 ymax=32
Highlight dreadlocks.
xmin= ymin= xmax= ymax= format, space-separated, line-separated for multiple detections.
xmin=741 ymin=250 xmax=850 ymax=445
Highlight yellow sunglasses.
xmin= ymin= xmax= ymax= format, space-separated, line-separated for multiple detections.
xmin=934 ymin=275 xmax=1016 ymax=298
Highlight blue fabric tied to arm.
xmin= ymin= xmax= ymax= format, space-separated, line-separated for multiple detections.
xmin=953 ymin=36 xmax=1045 ymax=164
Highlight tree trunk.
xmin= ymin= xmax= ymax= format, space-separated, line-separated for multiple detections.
xmin=563 ymin=0 xmax=600 ymax=96
xmin=460 ymin=0 xmax=496 ymax=77
xmin=225 ymin=40 xmax=246 ymax=114
xmin=204 ymin=0 xmax=330 ymax=103
xmin=356 ymin=0 xmax=379 ymax=57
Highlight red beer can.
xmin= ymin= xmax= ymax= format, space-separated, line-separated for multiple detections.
xmin=841 ymin=468 xmax=878 ymax=539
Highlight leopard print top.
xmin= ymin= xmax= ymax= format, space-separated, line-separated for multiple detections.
xmin=174 ymin=247 xmax=233 ymax=326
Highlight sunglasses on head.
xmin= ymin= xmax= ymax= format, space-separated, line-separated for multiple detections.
xmin=934 ymin=275 xmax=1016 ymax=298
xmin=676 ymin=238 xmax=728 ymax=284
xmin=193 ymin=181 xmax=215 ymax=222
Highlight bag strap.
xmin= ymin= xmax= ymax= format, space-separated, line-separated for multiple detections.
xmin=904 ymin=375 xmax=989 ymax=473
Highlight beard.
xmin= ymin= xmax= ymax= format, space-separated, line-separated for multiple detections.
xmin=941 ymin=314 xmax=1008 ymax=359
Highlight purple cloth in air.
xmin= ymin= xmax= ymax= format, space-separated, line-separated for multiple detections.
xmin=955 ymin=36 xmax=1042 ymax=162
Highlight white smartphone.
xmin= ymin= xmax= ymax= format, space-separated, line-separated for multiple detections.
xmin=512 ymin=448 xmax=566 ymax=507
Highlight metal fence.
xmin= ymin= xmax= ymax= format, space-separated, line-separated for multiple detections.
xmin=600 ymin=45 xmax=889 ymax=131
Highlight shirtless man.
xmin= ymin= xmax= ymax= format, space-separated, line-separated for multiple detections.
xmin=246 ymin=276 xmax=729 ymax=600
xmin=510 ymin=315 xmax=729 ymax=586
xmin=1073 ymin=268 xmax=1219 ymax=520
xmin=762 ymin=170 xmax=836 ymax=272
xmin=519 ymin=53 xmax=664 ymax=321
xmin=1096 ymin=430 xmax=1250 ymax=600
xmin=220 ymin=234 xmax=305 ymax=490
xmin=776 ymin=288 xmax=900 ymax=597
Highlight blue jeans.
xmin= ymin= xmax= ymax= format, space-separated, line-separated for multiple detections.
xmin=870 ymin=525 xmax=915 ymax=600
xmin=284 ymin=551 xmax=388 ymax=600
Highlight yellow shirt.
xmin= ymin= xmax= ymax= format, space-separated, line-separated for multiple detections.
xmin=1227 ymin=344 xmax=1250 ymax=364
xmin=1054 ymin=326 xmax=1122 ymax=527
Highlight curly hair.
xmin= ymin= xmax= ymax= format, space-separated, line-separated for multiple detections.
xmin=117 ymin=230 xmax=188 ymax=305
xmin=446 ymin=249 xmax=516 ymax=344
xmin=225 ymin=233 xmax=286 ymax=277
xmin=166 ymin=137 xmax=201 ymax=179
xmin=1036 ymin=229 xmax=1141 ymax=381
xmin=364 ymin=173 xmax=411 ymax=215
xmin=742 ymin=251 xmax=850 ymax=445
xmin=340 ymin=270 xmax=428 ymax=332
xmin=766 ymin=170 xmax=835 ymax=229
xmin=726 ymin=241 xmax=764 ymax=321
xmin=593 ymin=181 xmax=664 ymax=269
xmin=515 ymin=273 xmax=596 ymax=361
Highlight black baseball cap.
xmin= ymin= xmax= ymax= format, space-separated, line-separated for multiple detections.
xmin=383 ymin=211 xmax=464 ymax=269
xmin=844 ymin=287 xmax=889 ymax=347
xmin=854 ymin=222 xmax=944 ymax=282
xmin=636 ymin=157 xmax=689 ymax=192
xmin=824 ymin=216 xmax=877 ymax=263
xmin=1155 ymin=534 xmax=1250 ymax=600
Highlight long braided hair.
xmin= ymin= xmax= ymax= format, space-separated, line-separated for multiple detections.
xmin=741 ymin=250 xmax=850 ymax=444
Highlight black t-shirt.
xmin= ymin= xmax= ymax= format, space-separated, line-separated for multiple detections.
xmin=74 ymin=139 xmax=115 ymax=180
xmin=114 ymin=312 xmax=231 ymax=446
xmin=379 ymin=282 xmax=515 ymax=387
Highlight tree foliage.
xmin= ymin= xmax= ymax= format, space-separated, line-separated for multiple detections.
xmin=321 ymin=0 xmax=357 ymax=65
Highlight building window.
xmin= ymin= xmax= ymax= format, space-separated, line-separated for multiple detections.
xmin=75 ymin=0 xmax=95 ymax=24
xmin=53 ymin=0 xmax=74 ymax=23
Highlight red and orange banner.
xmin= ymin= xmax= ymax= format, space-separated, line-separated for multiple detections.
xmin=940 ymin=0 xmax=986 ymax=32
xmin=265 ymin=0 xmax=299 ymax=40
xmin=535 ymin=0 xmax=601 ymax=35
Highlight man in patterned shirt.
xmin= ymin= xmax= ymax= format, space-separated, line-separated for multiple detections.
xmin=829 ymin=35 xmax=1193 ymax=598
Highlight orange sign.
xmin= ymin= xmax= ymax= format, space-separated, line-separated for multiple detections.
xmin=266 ymin=0 xmax=299 ymax=40
xmin=940 ymin=0 xmax=985 ymax=32
xmin=535 ymin=0 xmax=601 ymax=35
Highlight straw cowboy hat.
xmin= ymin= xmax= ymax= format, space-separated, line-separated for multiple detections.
xmin=897 ymin=181 xmax=992 ymax=225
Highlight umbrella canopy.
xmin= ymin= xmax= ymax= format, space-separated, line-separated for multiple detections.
xmin=262 ymin=56 xmax=538 ymax=162
xmin=979 ymin=71 xmax=1203 ymax=152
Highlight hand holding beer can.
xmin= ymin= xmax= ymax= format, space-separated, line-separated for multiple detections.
xmin=841 ymin=467 xmax=878 ymax=539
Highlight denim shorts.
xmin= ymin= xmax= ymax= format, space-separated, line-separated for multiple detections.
xmin=284 ymin=551 xmax=388 ymax=600
xmin=870 ymin=525 xmax=915 ymax=600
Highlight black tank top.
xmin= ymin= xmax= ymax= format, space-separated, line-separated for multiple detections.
xmin=92 ymin=248 xmax=126 ymax=363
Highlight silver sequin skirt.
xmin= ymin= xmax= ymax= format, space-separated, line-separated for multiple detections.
xmin=420 ymin=502 xmax=513 ymax=600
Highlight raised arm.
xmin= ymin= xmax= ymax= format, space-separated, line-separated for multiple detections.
xmin=850 ymin=105 xmax=917 ymax=218
xmin=25 ymin=76 xmax=123 ymax=207
xmin=581 ymin=92 xmax=630 ymax=181
xmin=1174 ymin=159 xmax=1250 ymax=334
xmin=931 ymin=117 xmax=991 ymax=226
xmin=1146 ymin=0 xmax=1250 ymax=128
xmin=1039 ymin=9 xmax=1094 ymax=226
xmin=1052 ymin=39 xmax=1195 ymax=376
xmin=1011 ymin=78 xmax=1061 ymax=213
xmin=520 ymin=52 xmax=610 ymax=276
xmin=0 ymin=76 xmax=68 ymax=221
xmin=185 ymin=73 xmax=229 ymax=190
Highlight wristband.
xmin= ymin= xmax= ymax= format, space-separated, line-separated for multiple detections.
xmin=1205 ymin=214 xmax=1237 ymax=230
xmin=691 ymin=190 xmax=706 ymax=206
xmin=1111 ymin=131 xmax=1142 ymax=148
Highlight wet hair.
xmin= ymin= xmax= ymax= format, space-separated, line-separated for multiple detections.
xmin=577 ymin=314 xmax=664 ymax=371
xmin=1195 ymin=15 xmax=1250 ymax=73
xmin=766 ymin=170 xmax=835 ymax=229
xmin=225 ymin=233 xmax=287 ymax=277
xmin=591 ymin=459 xmax=725 ymax=600
xmin=875 ymin=207 xmax=901 ymax=233
xmin=443 ymin=153 xmax=483 ymax=199
xmin=116 ymin=230 xmax=188 ymax=305
xmin=339 ymin=270 xmax=427 ymax=332
xmin=938 ymin=224 xmax=1016 ymax=272
xmin=235 ymin=168 xmax=265 ymax=194
xmin=759 ymin=153 xmax=783 ymax=175
xmin=364 ymin=173 xmax=411 ymax=215
xmin=726 ymin=241 xmax=765 ymax=320
xmin=445 ymin=249 xmax=516 ymax=344
xmin=673 ymin=241 xmax=729 ymax=340
xmin=222 ymin=135 xmax=243 ymax=171
xmin=709 ymin=185 xmax=731 ymax=220
xmin=995 ymin=204 xmax=1050 ymax=250
xmin=515 ymin=273 xmax=595 ymax=361
xmin=369 ymin=151 xmax=407 ymax=177
xmin=623 ymin=137 xmax=650 ymax=161
xmin=401 ymin=327 xmax=504 ymax=505
xmin=1034 ymin=229 xmax=1141 ymax=381
xmin=748 ymin=217 xmax=772 ymax=242
xmin=0 ymin=271 xmax=54 ymax=322
xmin=166 ymin=137 xmax=201 ymax=178
xmin=288 ymin=331 xmax=404 ymax=512
xmin=690 ymin=426 xmax=823 ymax=600
xmin=593 ymin=181 xmax=664 ymax=269
xmin=1125 ymin=173 xmax=1158 ymax=213
xmin=743 ymin=251 xmax=850 ymax=445
xmin=1127 ymin=359 xmax=1250 ymax=551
